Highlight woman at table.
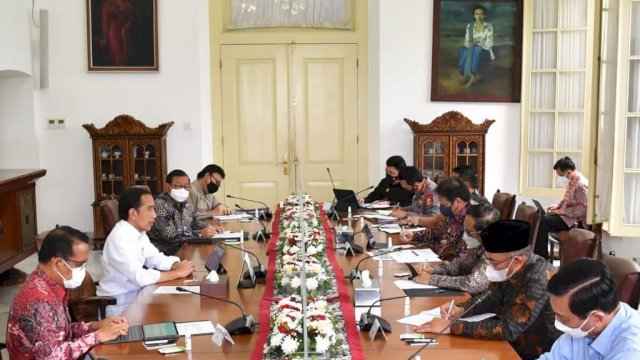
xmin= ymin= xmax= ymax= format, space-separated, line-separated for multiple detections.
xmin=412 ymin=203 xmax=499 ymax=295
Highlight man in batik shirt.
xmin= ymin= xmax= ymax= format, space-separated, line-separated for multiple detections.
xmin=402 ymin=177 xmax=472 ymax=261
xmin=7 ymin=226 xmax=127 ymax=360
xmin=148 ymin=169 xmax=222 ymax=255
xmin=416 ymin=220 xmax=561 ymax=360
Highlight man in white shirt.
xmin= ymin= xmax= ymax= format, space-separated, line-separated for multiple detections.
xmin=98 ymin=187 xmax=195 ymax=316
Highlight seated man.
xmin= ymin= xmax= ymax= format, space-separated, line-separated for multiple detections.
xmin=363 ymin=155 xmax=413 ymax=206
xmin=7 ymin=226 xmax=128 ymax=359
xmin=416 ymin=220 xmax=561 ymax=360
xmin=539 ymin=258 xmax=640 ymax=359
xmin=188 ymin=164 xmax=233 ymax=219
xmin=452 ymin=164 xmax=485 ymax=203
xmin=98 ymin=187 xmax=195 ymax=316
xmin=412 ymin=202 xmax=500 ymax=295
xmin=390 ymin=166 xmax=439 ymax=218
xmin=534 ymin=157 xmax=589 ymax=258
xmin=402 ymin=177 xmax=471 ymax=261
xmin=148 ymin=169 xmax=223 ymax=255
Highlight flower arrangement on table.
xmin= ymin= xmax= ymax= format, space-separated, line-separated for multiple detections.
xmin=266 ymin=295 xmax=345 ymax=359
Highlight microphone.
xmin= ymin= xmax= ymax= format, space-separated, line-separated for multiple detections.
xmin=224 ymin=242 xmax=267 ymax=284
xmin=346 ymin=246 xmax=412 ymax=281
xmin=234 ymin=204 xmax=271 ymax=240
xmin=358 ymin=292 xmax=443 ymax=333
xmin=175 ymin=286 xmax=257 ymax=335
xmin=326 ymin=167 xmax=337 ymax=190
xmin=407 ymin=291 xmax=492 ymax=359
xmin=226 ymin=195 xmax=272 ymax=219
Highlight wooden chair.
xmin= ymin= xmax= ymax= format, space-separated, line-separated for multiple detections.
xmin=549 ymin=228 xmax=601 ymax=267
xmin=514 ymin=202 xmax=542 ymax=250
xmin=602 ymin=255 xmax=640 ymax=309
xmin=68 ymin=270 xmax=116 ymax=322
xmin=99 ymin=199 xmax=119 ymax=237
xmin=491 ymin=189 xmax=516 ymax=220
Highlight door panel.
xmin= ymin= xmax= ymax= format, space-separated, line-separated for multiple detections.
xmin=221 ymin=45 xmax=290 ymax=206
xmin=293 ymin=44 xmax=359 ymax=202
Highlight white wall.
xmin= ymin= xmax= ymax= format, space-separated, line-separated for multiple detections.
xmin=0 ymin=0 xmax=32 ymax=75
xmin=372 ymin=0 xmax=520 ymax=195
xmin=28 ymin=0 xmax=212 ymax=232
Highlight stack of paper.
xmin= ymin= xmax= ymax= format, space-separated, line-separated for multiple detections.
xmin=389 ymin=249 xmax=441 ymax=263
xmin=363 ymin=214 xmax=398 ymax=222
xmin=377 ymin=224 xmax=426 ymax=234
xmin=213 ymin=213 xmax=252 ymax=221
xmin=397 ymin=306 xmax=496 ymax=326
xmin=212 ymin=231 xmax=244 ymax=243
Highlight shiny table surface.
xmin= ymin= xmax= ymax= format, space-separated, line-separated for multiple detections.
xmin=93 ymin=216 xmax=521 ymax=359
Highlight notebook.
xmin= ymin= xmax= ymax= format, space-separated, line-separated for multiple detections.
xmin=106 ymin=322 xmax=179 ymax=344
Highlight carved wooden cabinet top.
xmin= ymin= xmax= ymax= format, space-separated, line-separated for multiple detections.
xmin=83 ymin=114 xmax=174 ymax=138
xmin=404 ymin=111 xmax=495 ymax=134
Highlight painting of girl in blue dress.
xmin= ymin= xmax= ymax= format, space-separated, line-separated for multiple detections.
xmin=431 ymin=1 xmax=522 ymax=102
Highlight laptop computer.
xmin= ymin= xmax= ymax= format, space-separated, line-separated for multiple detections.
xmin=362 ymin=224 xmax=387 ymax=250
xmin=532 ymin=199 xmax=547 ymax=216
xmin=107 ymin=321 xmax=179 ymax=344
xmin=332 ymin=188 xmax=360 ymax=212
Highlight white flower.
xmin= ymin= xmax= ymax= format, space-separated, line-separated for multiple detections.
xmin=316 ymin=244 xmax=324 ymax=252
xmin=315 ymin=319 xmax=332 ymax=334
xmin=270 ymin=333 xmax=285 ymax=347
xmin=306 ymin=277 xmax=318 ymax=290
xmin=290 ymin=277 xmax=302 ymax=288
xmin=281 ymin=277 xmax=290 ymax=285
xmin=281 ymin=335 xmax=299 ymax=355
xmin=315 ymin=336 xmax=331 ymax=353
xmin=306 ymin=245 xmax=317 ymax=255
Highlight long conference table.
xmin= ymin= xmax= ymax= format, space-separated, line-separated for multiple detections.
xmin=93 ymin=210 xmax=521 ymax=359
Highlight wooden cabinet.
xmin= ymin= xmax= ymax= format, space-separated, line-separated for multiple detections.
xmin=0 ymin=169 xmax=46 ymax=274
xmin=404 ymin=111 xmax=494 ymax=194
xmin=83 ymin=115 xmax=173 ymax=241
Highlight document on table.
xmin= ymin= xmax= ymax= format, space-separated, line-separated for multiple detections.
xmin=212 ymin=231 xmax=244 ymax=240
xmin=176 ymin=320 xmax=216 ymax=336
xmin=393 ymin=280 xmax=438 ymax=290
xmin=213 ymin=213 xmax=252 ymax=221
xmin=390 ymin=249 xmax=441 ymax=263
xmin=378 ymin=224 xmax=426 ymax=234
xmin=153 ymin=285 xmax=200 ymax=294
xmin=397 ymin=307 xmax=442 ymax=326
xmin=363 ymin=214 xmax=398 ymax=222
xmin=360 ymin=203 xmax=393 ymax=209
xmin=460 ymin=313 xmax=496 ymax=322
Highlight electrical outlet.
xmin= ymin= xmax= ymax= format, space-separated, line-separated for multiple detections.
xmin=47 ymin=118 xmax=66 ymax=129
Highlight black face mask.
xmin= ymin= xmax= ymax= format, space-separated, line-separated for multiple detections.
xmin=207 ymin=181 xmax=219 ymax=194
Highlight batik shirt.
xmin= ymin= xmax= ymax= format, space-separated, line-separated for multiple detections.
xmin=413 ymin=203 xmax=468 ymax=261
xmin=6 ymin=267 xmax=100 ymax=360
xmin=148 ymin=192 xmax=209 ymax=245
xmin=450 ymin=255 xmax=561 ymax=360
xmin=428 ymin=246 xmax=489 ymax=295
xmin=555 ymin=171 xmax=589 ymax=227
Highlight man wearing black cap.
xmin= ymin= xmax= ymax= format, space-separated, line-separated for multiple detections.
xmin=415 ymin=220 xmax=561 ymax=360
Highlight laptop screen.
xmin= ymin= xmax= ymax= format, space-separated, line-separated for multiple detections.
xmin=333 ymin=188 xmax=359 ymax=211
xmin=142 ymin=322 xmax=178 ymax=340
xmin=362 ymin=224 xmax=376 ymax=247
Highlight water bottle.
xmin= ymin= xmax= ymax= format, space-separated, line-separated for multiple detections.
xmin=378 ymin=260 xmax=383 ymax=277
xmin=387 ymin=236 xmax=392 ymax=250
xmin=404 ymin=296 xmax=411 ymax=317
xmin=185 ymin=332 xmax=192 ymax=351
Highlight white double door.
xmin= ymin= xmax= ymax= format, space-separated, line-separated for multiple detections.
xmin=220 ymin=44 xmax=359 ymax=206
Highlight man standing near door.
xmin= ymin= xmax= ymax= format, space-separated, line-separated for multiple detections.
xmin=188 ymin=164 xmax=233 ymax=219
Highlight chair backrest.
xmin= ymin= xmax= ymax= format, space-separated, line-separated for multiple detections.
xmin=559 ymin=228 xmax=600 ymax=267
xmin=67 ymin=270 xmax=116 ymax=322
xmin=491 ymin=189 xmax=516 ymax=220
xmin=99 ymin=199 xmax=119 ymax=236
xmin=602 ymin=255 xmax=640 ymax=309
xmin=514 ymin=202 xmax=542 ymax=249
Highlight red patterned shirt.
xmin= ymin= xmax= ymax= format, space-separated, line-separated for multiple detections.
xmin=556 ymin=171 xmax=589 ymax=227
xmin=6 ymin=267 xmax=101 ymax=360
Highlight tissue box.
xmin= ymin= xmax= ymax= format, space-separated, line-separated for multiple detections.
xmin=353 ymin=278 xmax=381 ymax=307
xmin=200 ymin=275 xmax=229 ymax=298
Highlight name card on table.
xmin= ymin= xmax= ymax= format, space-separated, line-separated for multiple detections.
xmin=368 ymin=318 xmax=388 ymax=342
xmin=212 ymin=324 xmax=234 ymax=346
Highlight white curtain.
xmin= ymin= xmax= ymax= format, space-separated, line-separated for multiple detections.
xmin=227 ymin=0 xmax=352 ymax=29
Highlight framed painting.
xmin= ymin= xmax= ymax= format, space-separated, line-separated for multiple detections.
xmin=86 ymin=0 xmax=158 ymax=71
xmin=431 ymin=0 xmax=522 ymax=102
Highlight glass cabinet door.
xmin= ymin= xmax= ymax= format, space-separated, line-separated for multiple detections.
xmin=420 ymin=136 xmax=448 ymax=182
xmin=132 ymin=142 xmax=159 ymax=194
xmin=97 ymin=141 xmax=126 ymax=198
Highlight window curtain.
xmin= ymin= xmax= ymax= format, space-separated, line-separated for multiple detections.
xmin=227 ymin=0 xmax=352 ymax=29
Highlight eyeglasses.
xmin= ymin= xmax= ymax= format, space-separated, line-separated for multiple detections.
xmin=484 ymin=255 xmax=514 ymax=267
xmin=64 ymin=258 xmax=88 ymax=270
xmin=170 ymin=184 xmax=192 ymax=191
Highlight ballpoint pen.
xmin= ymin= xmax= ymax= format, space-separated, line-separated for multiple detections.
xmin=446 ymin=299 xmax=455 ymax=319
xmin=411 ymin=250 xmax=419 ymax=257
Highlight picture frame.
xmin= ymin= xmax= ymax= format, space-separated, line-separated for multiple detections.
xmin=86 ymin=0 xmax=158 ymax=71
xmin=431 ymin=0 xmax=522 ymax=102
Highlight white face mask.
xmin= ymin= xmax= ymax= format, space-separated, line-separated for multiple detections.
xmin=462 ymin=232 xmax=480 ymax=248
xmin=170 ymin=188 xmax=189 ymax=203
xmin=485 ymin=257 xmax=515 ymax=282
xmin=554 ymin=313 xmax=594 ymax=338
xmin=56 ymin=259 xmax=86 ymax=289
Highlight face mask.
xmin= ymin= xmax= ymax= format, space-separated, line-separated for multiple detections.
xmin=56 ymin=259 xmax=86 ymax=289
xmin=554 ymin=313 xmax=594 ymax=338
xmin=207 ymin=181 xmax=219 ymax=194
xmin=462 ymin=232 xmax=480 ymax=248
xmin=440 ymin=204 xmax=454 ymax=217
xmin=485 ymin=257 xmax=515 ymax=282
xmin=170 ymin=188 xmax=189 ymax=203
xmin=557 ymin=176 xmax=570 ymax=188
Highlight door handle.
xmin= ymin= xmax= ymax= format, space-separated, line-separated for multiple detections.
xmin=280 ymin=154 xmax=289 ymax=175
